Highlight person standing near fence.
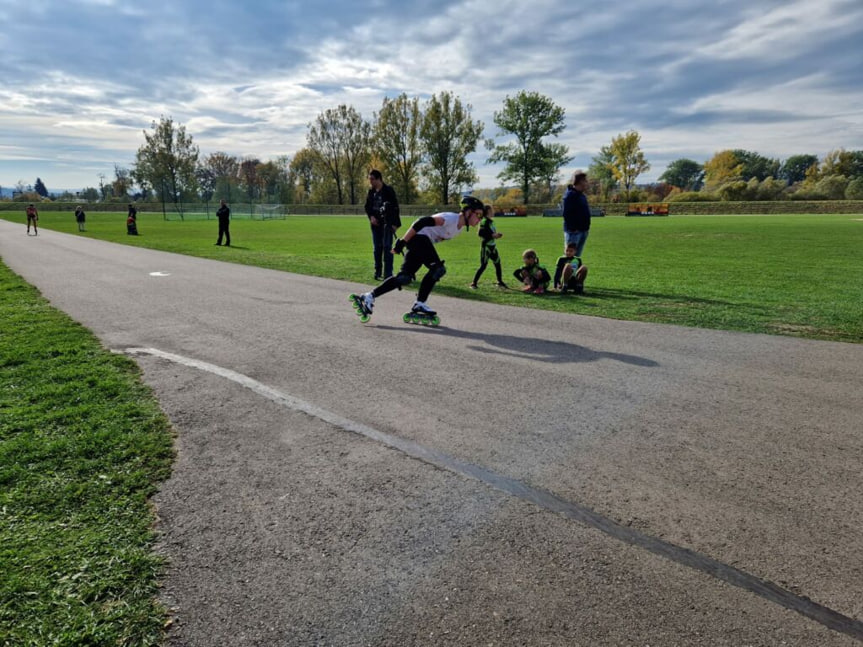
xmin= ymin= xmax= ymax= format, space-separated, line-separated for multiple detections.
xmin=215 ymin=199 xmax=231 ymax=246
xmin=562 ymin=170 xmax=591 ymax=256
xmin=364 ymin=169 xmax=401 ymax=279
xmin=74 ymin=205 xmax=86 ymax=232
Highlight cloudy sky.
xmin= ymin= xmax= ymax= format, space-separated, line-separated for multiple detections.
xmin=1 ymin=0 xmax=862 ymax=193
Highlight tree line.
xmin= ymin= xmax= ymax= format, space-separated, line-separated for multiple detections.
xmin=5 ymin=91 xmax=863 ymax=208
xmin=123 ymin=90 xmax=578 ymax=215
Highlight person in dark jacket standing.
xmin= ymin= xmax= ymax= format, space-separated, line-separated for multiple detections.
xmin=364 ymin=169 xmax=401 ymax=279
xmin=215 ymin=199 xmax=231 ymax=246
xmin=561 ymin=170 xmax=591 ymax=256
xmin=74 ymin=205 xmax=86 ymax=232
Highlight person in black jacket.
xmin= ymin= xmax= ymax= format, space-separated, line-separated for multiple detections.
xmin=215 ymin=199 xmax=231 ymax=246
xmin=74 ymin=205 xmax=86 ymax=232
xmin=561 ymin=170 xmax=591 ymax=256
xmin=364 ymin=169 xmax=401 ymax=279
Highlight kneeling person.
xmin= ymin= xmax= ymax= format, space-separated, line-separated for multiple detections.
xmin=553 ymin=243 xmax=588 ymax=294
xmin=514 ymin=249 xmax=551 ymax=294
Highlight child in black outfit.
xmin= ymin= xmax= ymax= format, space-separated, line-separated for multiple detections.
xmin=513 ymin=249 xmax=551 ymax=294
xmin=469 ymin=204 xmax=507 ymax=289
xmin=553 ymin=243 xmax=588 ymax=294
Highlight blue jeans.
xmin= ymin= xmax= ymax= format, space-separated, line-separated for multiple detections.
xmin=564 ymin=230 xmax=589 ymax=257
xmin=371 ymin=225 xmax=396 ymax=278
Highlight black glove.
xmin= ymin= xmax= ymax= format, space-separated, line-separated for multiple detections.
xmin=393 ymin=238 xmax=406 ymax=255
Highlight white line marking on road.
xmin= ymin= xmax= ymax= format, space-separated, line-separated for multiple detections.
xmin=149 ymin=271 xmax=171 ymax=277
xmin=124 ymin=346 xmax=863 ymax=642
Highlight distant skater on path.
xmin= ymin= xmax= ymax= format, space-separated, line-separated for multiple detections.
xmin=26 ymin=204 xmax=38 ymax=236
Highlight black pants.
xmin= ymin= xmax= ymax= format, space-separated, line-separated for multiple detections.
xmin=372 ymin=235 xmax=442 ymax=302
xmin=217 ymin=219 xmax=230 ymax=245
xmin=370 ymin=225 xmax=395 ymax=278
xmin=473 ymin=244 xmax=503 ymax=284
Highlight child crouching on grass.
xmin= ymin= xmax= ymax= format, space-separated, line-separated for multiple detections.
xmin=513 ymin=249 xmax=551 ymax=294
xmin=553 ymin=243 xmax=588 ymax=294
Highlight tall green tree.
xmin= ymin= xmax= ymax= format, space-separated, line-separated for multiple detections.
xmin=535 ymin=142 xmax=572 ymax=202
xmin=587 ymin=145 xmax=618 ymax=201
xmin=289 ymin=148 xmax=323 ymax=204
xmin=238 ymin=158 xmax=261 ymax=204
xmin=779 ymin=154 xmax=818 ymax=185
xmin=608 ymin=131 xmax=650 ymax=200
xmin=195 ymin=166 xmax=216 ymax=212
xmin=340 ymin=107 xmax=372 ymax=205
xmin=818 ymin=148 xmax=863 ymax=179
xmin=307 ymin=104 xmax=371 ymax=205
xmin=256 ymin=159 xmax=291 ymax=202
xmin=420 ymin=91 xmax=484 ymax=205
xmin=659 ymin=158 xmax=704 ymax=191
xmin=703 ymin=150 xmax=744 ymax=191
xmin=112 ymin=165 xmax=132 ymax=199
xmin=731 ymin=150 xmax=780 ymax=181
xmin=203 ymin=152 xmax=240 ymax=202
xmin=34 ymin=178 xmax=49 ymax=198
xmin=486 ymin=91 xmax=570 ymax=205
xmin=80 ymin=187 xmax=100 ymax=202
xmin=133 ymin=116 xmax=199 ymax=216
xmin=373 ymin=94 xmax=424 ymax=204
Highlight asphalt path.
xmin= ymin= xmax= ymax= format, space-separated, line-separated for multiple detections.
xmin=2 ymin=220 xmax=861 ymax=646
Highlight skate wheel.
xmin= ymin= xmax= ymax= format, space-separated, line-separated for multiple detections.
xmin=403 ymin=313 xmax=412 ymax=323
xmin=431 ymin=316 xmax=440 ymax=326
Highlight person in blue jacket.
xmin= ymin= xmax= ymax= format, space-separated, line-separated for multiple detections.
xmin=561 ymin=170 xmax=591 ymax=256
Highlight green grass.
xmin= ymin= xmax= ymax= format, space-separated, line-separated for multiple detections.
xmin=0 ymin=263 xmax=174 ymax=646
xmin=13 ymin=210 xmax=863 ymax=342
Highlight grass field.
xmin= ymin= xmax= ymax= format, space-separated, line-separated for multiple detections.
xmin=9 ymin=210 xmax=863 ymax=343
xmin=0 ymin=262 xmax=174 ymax=645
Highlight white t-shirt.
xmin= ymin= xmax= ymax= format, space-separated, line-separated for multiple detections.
xmin=416 ymin=212 xmax=462 ymax=243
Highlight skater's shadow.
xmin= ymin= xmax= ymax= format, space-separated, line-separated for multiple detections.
xmin=374 ymin=326 xmax=658 ymax=367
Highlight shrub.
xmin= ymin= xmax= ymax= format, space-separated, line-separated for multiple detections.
xmin=814 ymin=174 xmax=849 ymax=200
xmin=845 ymin=177 xmax=863 ymax=200
xmin=718 ymin=181 xmax=750 ymax=201
xmin=667 ymin=191 xmax=717 ymax=202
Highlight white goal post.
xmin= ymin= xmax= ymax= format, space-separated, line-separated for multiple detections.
xmin=252 ymin=203 xmax=286 ymax=220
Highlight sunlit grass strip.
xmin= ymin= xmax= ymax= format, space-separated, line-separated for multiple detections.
xmin=0 ymin=261 xmax=174 ymax=646
xmin=5 ymin=211 xmax=863 ymax=342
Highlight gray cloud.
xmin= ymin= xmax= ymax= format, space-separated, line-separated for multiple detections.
xmin=1 ymin=0 xmax=861 ymax=190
